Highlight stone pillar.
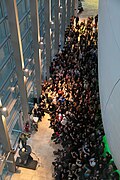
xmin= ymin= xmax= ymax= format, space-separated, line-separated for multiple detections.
xmin=61 ymin=0 xmax=66 ymax=49
xmin=99 ymin=0 xmax=120 ymax=171
xmin=74 ymin=0 xmax=78 ymax=17
xmin=44 ymin=0 xmax=51 ymax=79
xmin=66 ymin=0 xmax=71 ymax=26
xmin=0 ymin=110 xmax=15 ymax=172
xmin=5 ymin=0 xmax=29 ymax=123
xmin=54 ymin=0 xmax=60 ymax=55
xmin=71 ymin=0 xmax=75 ymax=16
xmin=30 ymin=0 xmax=42 ymax=102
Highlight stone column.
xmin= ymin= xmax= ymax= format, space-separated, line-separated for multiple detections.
xmin=71 ymin=0 xmax=75 ymax=16
xmin=5 ymin=0 xmax=29 ymax=123
xmin=66 ymin=0 xmax=71 ymax=26
xmin=44 ymin=0 xmax=51 ymax=79
xmin=61 ymin=0 xmax=66 ymax=49
xmin=74 ymin=0 xmax=78 ymax=17
xmin=30 ymin=0 xmax=42 ymax=102
xmin=0 ymin=109 xmax=15 ymax=172
xmin=54 ymin=0 xmax=60 ymax=55
xmin=98 ymin=0 xmax=120 ymax=171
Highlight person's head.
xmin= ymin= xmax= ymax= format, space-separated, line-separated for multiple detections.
xmin=22 ymin=148 xmax=25 ymax=152
xmin=108 ymin=164 xmax=113 ymax=171
xmin=58 ymin=164 xmax=62 ymax=170
xmin=78 ymin=168 xmax=82 ymax=172
xmin=103 ymin=157 xmax=107 ymax=164
xmin=21 ymin=133 xmax=25 ymax=138
xmin=106 ymin=152 xmax=112 ymax=159
xmin=111 ymin=172 xmax=119 ymax=179
xmin=99 ymin=163 xmax=103 ymax=169
xmin=84 ymin=168 xmax=91 ymax=178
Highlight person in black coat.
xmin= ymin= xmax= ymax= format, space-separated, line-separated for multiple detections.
xmin=76 ymin=16 xmax=79 ymax=26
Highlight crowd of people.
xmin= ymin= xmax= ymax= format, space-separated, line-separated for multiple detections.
xmin=38 ymin=15 xmax=119 ymax=179
xmin=41 ymin=16 xmax=119 ymax=179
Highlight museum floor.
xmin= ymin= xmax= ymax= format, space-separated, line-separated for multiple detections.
xmin=80 ymin=0 xmax=98 ymax=18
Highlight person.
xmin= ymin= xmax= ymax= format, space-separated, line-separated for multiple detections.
xmin=24 ymin=121 xmax=30 ymax=132
xmin=95 ymin=14 xmax=98 ymax=28
xmin=18 ymin=133 xmax=28 ymax=149
xmin=19 ymin=148 xmax=27 ymax=164
xmin=19 ymin=146 xmax=32 ymax=165
xmin=43 ymin=15 xmax=120 ymax=179
xmin=76 ymin=16 xmax=79 ymax=26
